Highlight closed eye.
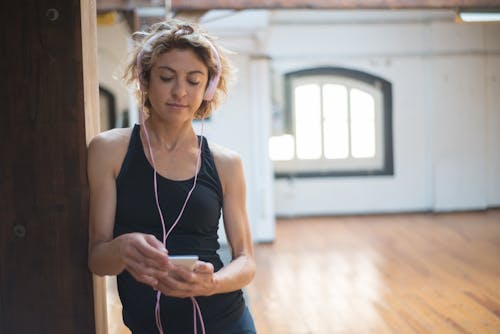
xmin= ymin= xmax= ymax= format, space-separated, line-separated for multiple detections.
xmin=160 ymin=76 xmax=173 ymax=82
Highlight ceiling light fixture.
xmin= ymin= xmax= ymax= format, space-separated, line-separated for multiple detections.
xmin=457 ymin=9 xmax=500 ymax=22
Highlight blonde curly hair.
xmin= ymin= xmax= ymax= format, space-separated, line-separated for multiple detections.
xmin=123 ymin=18 xmax=234 ymax=119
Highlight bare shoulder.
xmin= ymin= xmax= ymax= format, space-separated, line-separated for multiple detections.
xmin=89 ymin=127 xmax=133 ymax=148
xmin=208 ymin=142 xmax=245 ymax=186
xmin=88 ymin=127 xmax=134 ymax=177
xmin=89 ymin=127 xmax=132 ymax=154
xmin=208 ymin=142 xmax=243 ymax=169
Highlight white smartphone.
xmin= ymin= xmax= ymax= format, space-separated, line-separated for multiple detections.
xmin=168 ymin=255 xmax=199 ymax=270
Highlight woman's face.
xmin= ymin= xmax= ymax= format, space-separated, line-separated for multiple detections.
xmin=147 ymin=48 xmax=208 ymax=124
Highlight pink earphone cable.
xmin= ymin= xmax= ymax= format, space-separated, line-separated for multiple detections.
xmin=139 ymin=94 xmax=206 ymax=334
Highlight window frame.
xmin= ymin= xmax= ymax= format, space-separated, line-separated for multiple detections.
xmin=275 ymin=67 xmax=394 ymax=178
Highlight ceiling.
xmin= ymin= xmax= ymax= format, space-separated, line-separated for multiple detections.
xmin=97 ymin=0 xmax=500 ymax=11
xmin=96 ymin=0 xmax=500 ymax=31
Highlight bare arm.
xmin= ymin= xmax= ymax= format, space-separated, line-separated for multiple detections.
xmin=87 ymin=130 xmax=169 ymax=286
xmin=87 ymin=133 xmax=123 ymax=275
xmin=212 ymin=147 xmax=256 ymax=293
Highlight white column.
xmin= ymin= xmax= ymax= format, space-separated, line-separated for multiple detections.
xmin=249 ymin=55 xmax=275 ymax=242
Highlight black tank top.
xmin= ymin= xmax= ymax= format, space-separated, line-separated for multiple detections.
xmin=114 ymin=124 xmax=244 ymax=334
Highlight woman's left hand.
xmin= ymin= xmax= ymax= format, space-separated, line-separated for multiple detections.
xmin=154 ymin=261 xmax=217 ymax=298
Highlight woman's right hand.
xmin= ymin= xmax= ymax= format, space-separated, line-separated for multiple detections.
xmin=117 ymin=233 xmax=169 ymax=288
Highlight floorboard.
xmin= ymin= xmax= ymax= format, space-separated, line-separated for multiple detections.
xmin=246 ymin=209 xmax=500 ymax=334
xmin=106 ymin=209 xmax=500 ymax=333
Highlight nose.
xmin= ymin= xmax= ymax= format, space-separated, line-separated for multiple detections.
xmin=172 ymin=79 xmax=187 ymax=98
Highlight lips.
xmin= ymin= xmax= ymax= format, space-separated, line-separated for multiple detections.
xmin=167 ymin=102 xmax=188 ymax=109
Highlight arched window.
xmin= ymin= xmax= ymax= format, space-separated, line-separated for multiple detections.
xmin=269 ymin=67 xmax=393 ymax=177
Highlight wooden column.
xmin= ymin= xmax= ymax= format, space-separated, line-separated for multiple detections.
xmin=0 ymin=0 xmax=97 ymax=333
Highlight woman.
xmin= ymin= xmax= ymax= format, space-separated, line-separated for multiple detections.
xmin=87 ymin=18 xmax=256 ymax=333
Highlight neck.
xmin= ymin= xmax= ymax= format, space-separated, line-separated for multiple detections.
xmin=143 ymin=116 xmax=196 ymax=152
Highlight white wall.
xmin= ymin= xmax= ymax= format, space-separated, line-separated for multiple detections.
xmin=264 ymin=10 xmax=500 ymax=216
xmin=200 ymin=15 xmax=276 ymax=241
xmin=97 ymin=10 xmax=500 ymax=238
xmin=487 ymin=55 xmax=500 ymax=205
xmin=199 ymin=53 xmax=275 ymax=242
xmin=97 ymin=14 xmax=131 ymax=129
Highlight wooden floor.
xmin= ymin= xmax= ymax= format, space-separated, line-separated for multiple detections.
xmin=246 ymin=209 xmax=500 ymax=334
xmin=106 ymin=209 xmax=500 ymax=333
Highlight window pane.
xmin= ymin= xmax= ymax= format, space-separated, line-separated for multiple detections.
xmin=295 ymin=84 xmax=321 ymax=159
xmin=269 ymin=135 xmax=295 ymax=161
xmin=350 ymin=88 xmax=375 ymax=158
xmin=323 ymin=84 xmax=348 ymax=159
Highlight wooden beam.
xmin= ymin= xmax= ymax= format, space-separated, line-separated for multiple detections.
xmin=81 ymin=1 xmax=108 ymax=333
xmin=171 ymin=0 xmax=500 ymax=10
xmin=0 ymin=0 xmax=95 ymax=332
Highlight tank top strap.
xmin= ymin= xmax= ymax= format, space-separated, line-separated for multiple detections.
xmin=116 ymin=124 xmax=142 ymax=182
xmin=128 ymin=124 xmax=142 ymax=150
xmin=199 ymin=135 xmax=223 ymax=202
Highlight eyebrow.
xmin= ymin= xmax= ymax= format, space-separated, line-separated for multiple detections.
xmin=157 ymin=65 xmax=205 ymax=75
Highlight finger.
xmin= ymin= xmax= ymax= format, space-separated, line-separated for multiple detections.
xmin=131 ymin=263 xmax=171 ymax=284
xmin=168 ymin=265 xmax=196 ymax=282
xmin=141 ymin=236 xmax=168 ymax=257
xmin=124 ymin=249 xmax=168 ymax=276
xmin=193 ymin=261 xmax=214 ymax=274
xmin=125 ymin=257 xmax=153 ymax=278
xmin=121 ymin=235 xmax=167 ymax=270
xmin=140 ymin=274 xmax=158 ymax=288
xmin=134 ymin=239 xmax=169 ymax=269
xmin=125 ymin=244 xmax=159 ymax=272
xmin=156 ymin=275 xmax=194 ymax=297
xmin=144 ymin=234 xmax=168 ymax=252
